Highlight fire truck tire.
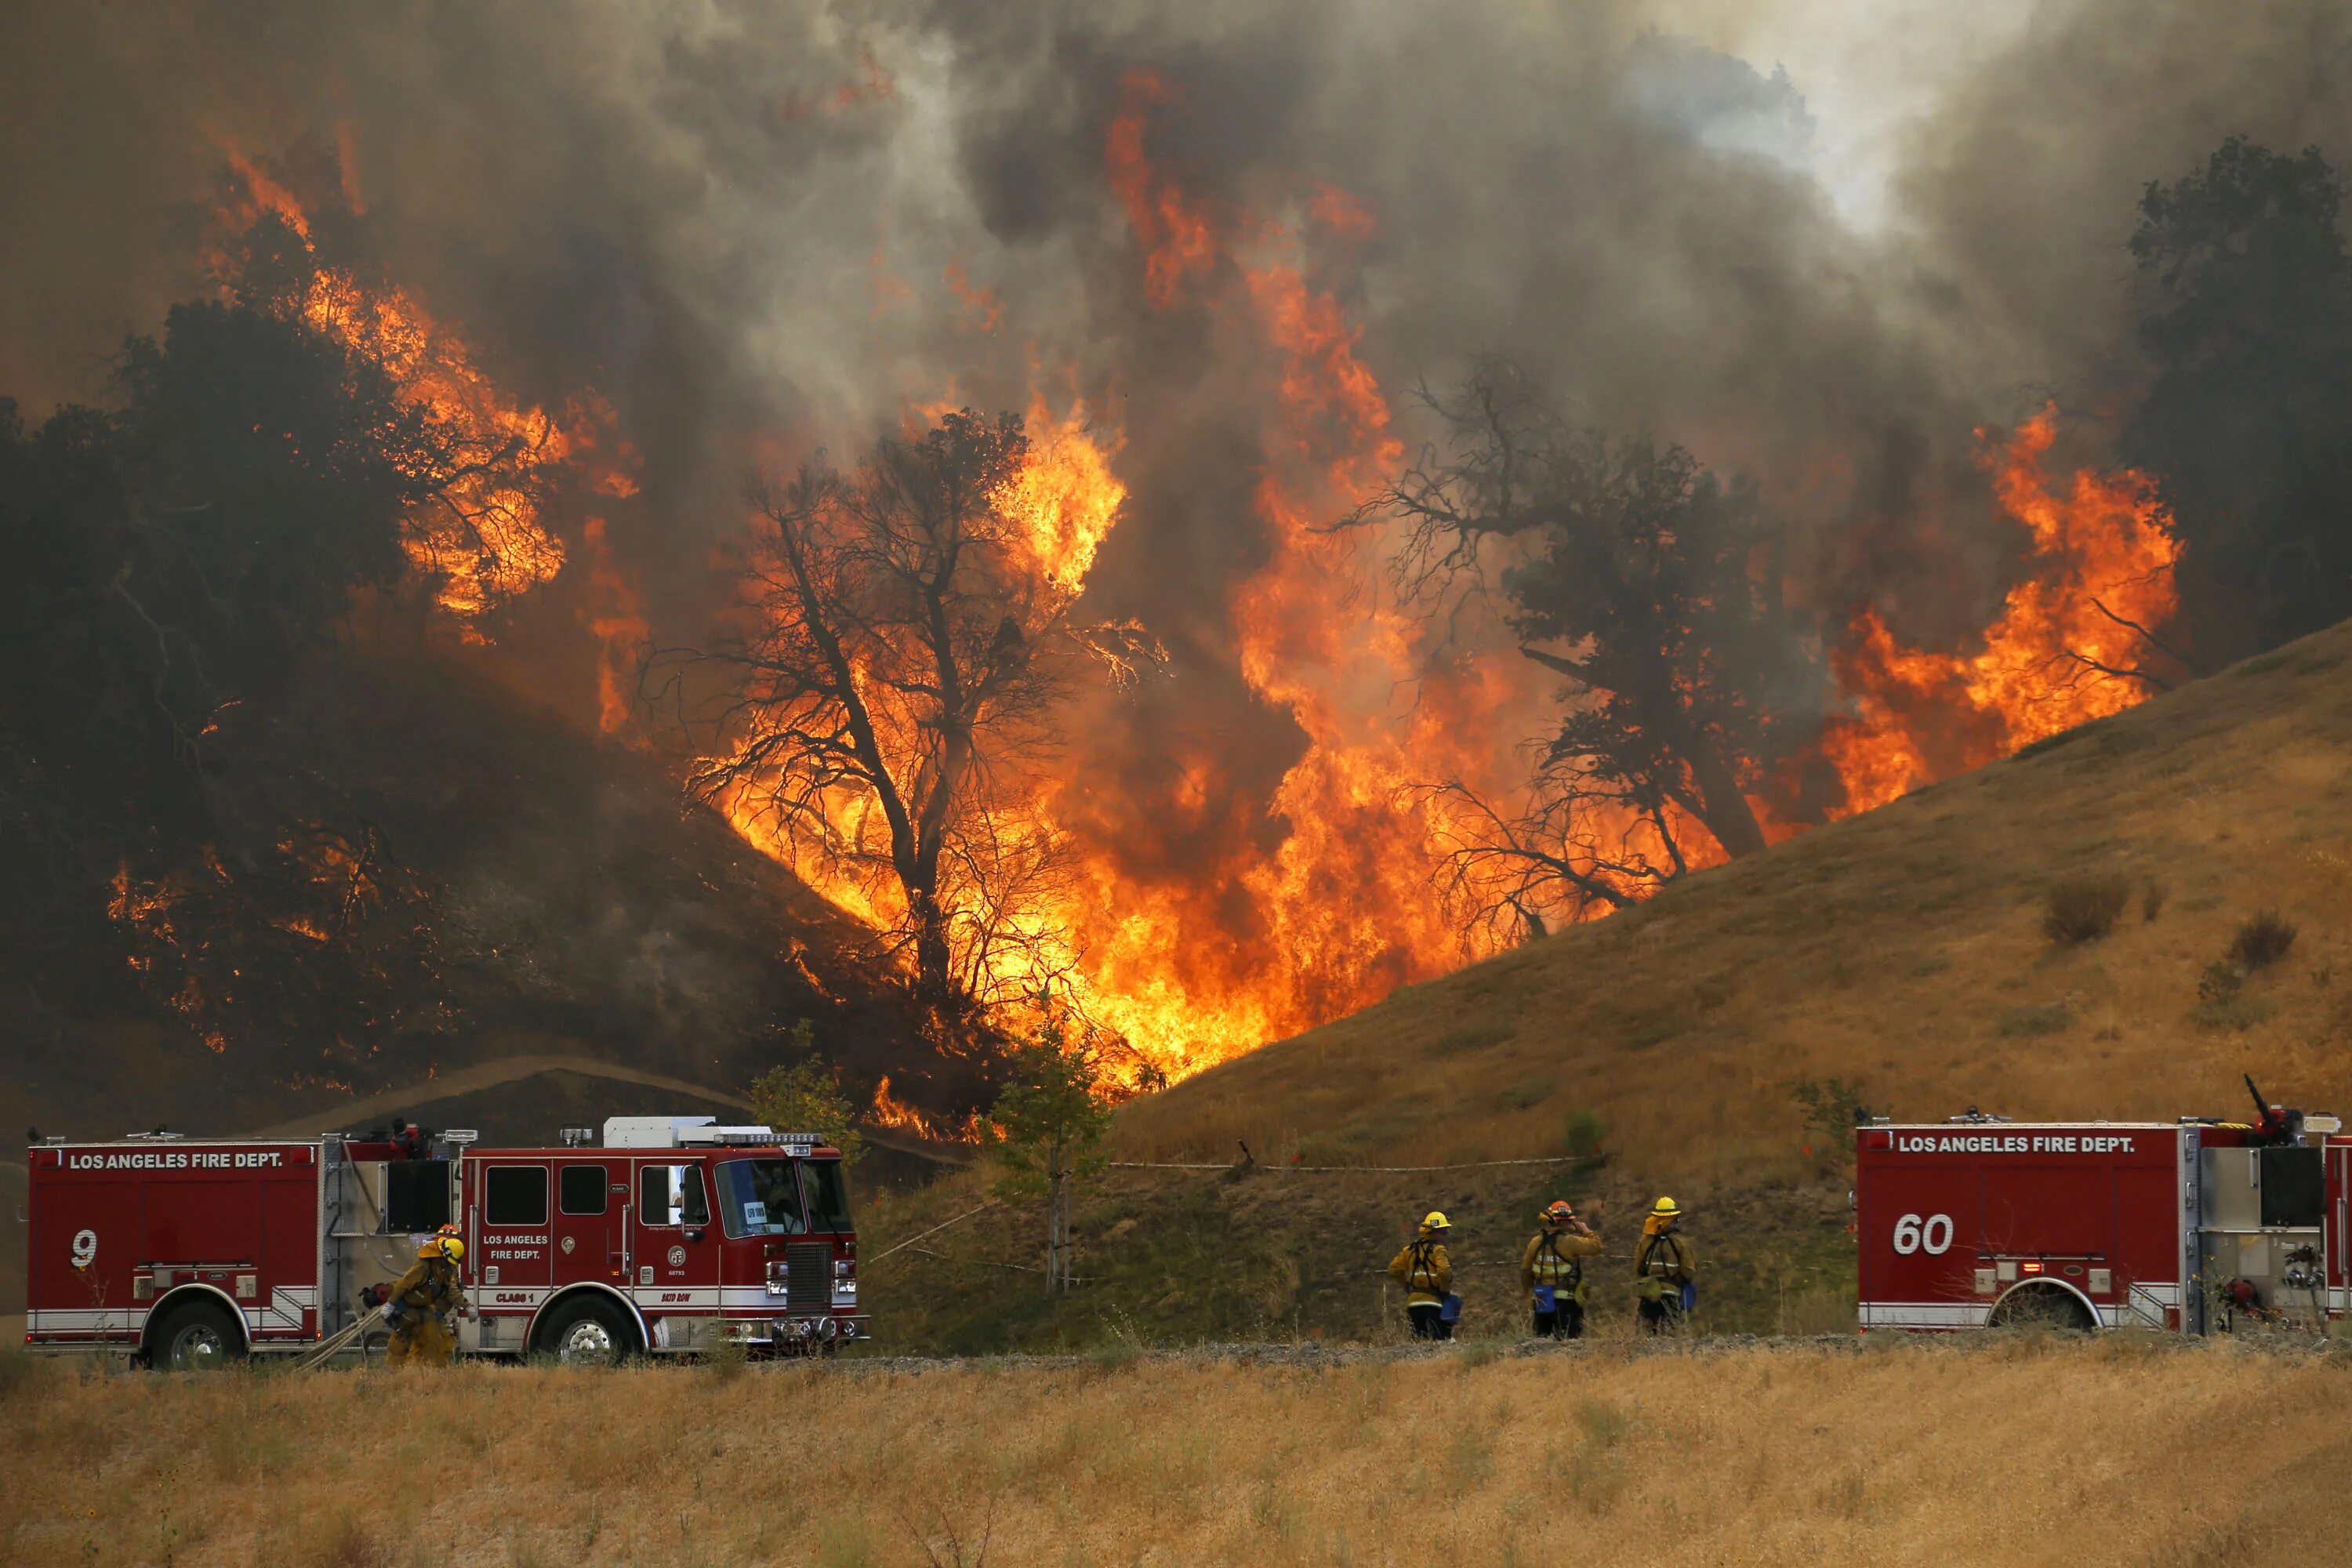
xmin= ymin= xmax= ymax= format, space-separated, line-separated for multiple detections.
xmin=536 ymin=1295 xmax=639 ymax=1366
xmin=147 ymin=1298 xmax=249 ymax=1371
xmin=1987 ymin=1283 xmax=2097 ymax=1332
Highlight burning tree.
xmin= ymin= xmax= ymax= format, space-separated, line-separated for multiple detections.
xmin=1364 ymin=360 xmax=1820 ymax=931
xmin=671 ymin=408 xmax=1157 ymax=1018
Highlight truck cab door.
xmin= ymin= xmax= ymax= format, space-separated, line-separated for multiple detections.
xmin=473 ymin=1160 xmax=554 ymax=1310
xmin=552 ymin=1160 xmax=628 ymax=1290
xmin=631 ymin=1160 xmax=720 ymax=1330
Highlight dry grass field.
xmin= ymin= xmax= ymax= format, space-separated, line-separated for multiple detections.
xmin=1120 ymin=622 xmax=2352 ymax=1187
xmin=5 ymin=1337 xmax=2347 ymax=1567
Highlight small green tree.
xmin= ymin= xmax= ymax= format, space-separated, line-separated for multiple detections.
xmin=988 ymin=1018 xmax=1113 ymax=1294
xmin=747 ymin=1019 xmax=866 ymax=1163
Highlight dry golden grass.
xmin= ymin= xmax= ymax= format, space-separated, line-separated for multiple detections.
xmin=5 ymin=1338 xmax=2348 ymax=1566
xmin=1120 ymin=624 xmax=2352 ymax=1190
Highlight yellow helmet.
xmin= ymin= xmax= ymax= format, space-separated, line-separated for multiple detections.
xmin=1421 ymin=1210 xmax=1450 ymax=1230
xmin=1650 ymin=1196 xmax=1681 ymax=1218
xmin=419 ymin=1236 xmax=464 ymax=1264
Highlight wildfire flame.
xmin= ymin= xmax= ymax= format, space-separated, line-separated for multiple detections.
xmin=187 ymin=125 xmax=2184 ymax=1098
xmin=213 ymin=148 xmax=592 ymax=636
xmin=719 ymin=74 xmax=2189 ymax=1092
xmin=1817 ymin=408 xmax=2182 ymax=814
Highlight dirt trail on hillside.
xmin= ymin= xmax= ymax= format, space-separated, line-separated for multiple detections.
xmin=241 ymin=1054 xmax=757 ymax=1138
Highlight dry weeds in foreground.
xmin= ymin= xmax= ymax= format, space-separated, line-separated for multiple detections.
xmin=4 ymin=1338 xmax=2347 ymax=1566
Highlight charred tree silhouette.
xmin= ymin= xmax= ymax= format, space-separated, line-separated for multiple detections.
xmin=2123 ymin=138 xmax=2352 ymax=663
xmin=0 ymin=286 xmax=536 ymax=966
xmin=1363 ymin=360 xmax=1820 ymax=926
xmin=668 ymin=409 xmax=1155 ymax=1018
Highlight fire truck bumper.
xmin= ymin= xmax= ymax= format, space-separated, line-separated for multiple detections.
xmin=755 ymin=1315 xmax=870 ymax=1348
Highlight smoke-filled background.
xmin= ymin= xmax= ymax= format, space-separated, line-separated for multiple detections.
xmin=5 ymin=0 xmax=2351 ymax=1113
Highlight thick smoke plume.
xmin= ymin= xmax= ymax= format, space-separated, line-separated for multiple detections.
xmin=8 ymin=0 xmax=2350 ymax=1073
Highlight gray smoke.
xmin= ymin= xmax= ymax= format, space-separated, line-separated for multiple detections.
xmin=5 ymin=0 xmax=2348 ymax=802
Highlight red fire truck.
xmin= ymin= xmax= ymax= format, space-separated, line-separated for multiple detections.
xmin=24 ymin=1115 xmax=869 ymax=1367
xmin=1856 ymin=1088 xmax=2348 ymax=1334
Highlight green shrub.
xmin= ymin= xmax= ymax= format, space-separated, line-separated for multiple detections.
xmin=1997 ymin=1003 xmax=2073 ymax=1038
xmin=1562 ymin=1109 xmax=1606 ymax=1161
xmin=2042 ymin=876 xmax=2132 ymax=944
xmin=1787 ymin=1076 xmax=1869 ymax=1142
xmin=2228 ymin=909 xmax=2298 ymax=971
xmin=1433 ymin=1021 xmax=1513 ymax=1056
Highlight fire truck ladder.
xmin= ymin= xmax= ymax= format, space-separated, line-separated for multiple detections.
xmin=289 ymin=1304 xmax=390 ymax=1372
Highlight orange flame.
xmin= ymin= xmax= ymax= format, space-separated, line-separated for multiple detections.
xmin=714 ymin=108 xmax=2184 ymax=1097
xmin=214 ymin=151 xmax=579 ymax=634
xmin=1105 ymin=72 xmax=1218 ymax=308
xmin=1818 ymin=408 xmax=2181 ymax=814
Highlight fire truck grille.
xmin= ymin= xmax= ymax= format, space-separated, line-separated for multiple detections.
xmin=786 ymin=1243 xmax=830 ymax=1317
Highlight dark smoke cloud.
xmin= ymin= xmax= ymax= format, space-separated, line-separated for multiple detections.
xmin=6 ymin=0 xmax=2347 ymax=737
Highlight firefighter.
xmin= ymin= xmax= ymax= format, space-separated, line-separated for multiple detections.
xmin=1520 ymin=1199 xmax=1602 ymax=1339
xmin=385 ymin=1232 xmax=467 ymax=1367
xmin=1388 ymin=1211 xmax=1455 ymax=1340
xmin=1633 ymin=1196 xmax=1695 ymax=1334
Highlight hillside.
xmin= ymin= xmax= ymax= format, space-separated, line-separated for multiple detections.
xmin=851 ymin=622 xmax=2352 ymax=1352
xmin=6 ymin=1338 xmax=2347 ymax=1566
xmin=1120 ymin=620 xmax=2352 ymax=1181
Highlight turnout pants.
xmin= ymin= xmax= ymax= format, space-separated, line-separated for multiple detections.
xmin=1532 ymin=1302 xmax=1585 ymax=1339
xmin=1406 ymin=1305 xmax=1454 ymax=1341
xmin=387 ymin=1315 xmax=456 ymax=1367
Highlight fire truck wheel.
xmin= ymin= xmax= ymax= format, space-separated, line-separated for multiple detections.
xmin=1987 ymin=1283 xmax=2097 ymax=1332
xmin=537 ymin=1296 xmax=638 ymax=1366
xmin=148 ymin=1298 xmax=248 ymax=1371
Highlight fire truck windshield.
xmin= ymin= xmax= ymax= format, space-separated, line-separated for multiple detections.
xmin=716 ymin=1160 xmax=808 ymax=1237
xmin=800 ymin=1157 xmax=853 ymax=1232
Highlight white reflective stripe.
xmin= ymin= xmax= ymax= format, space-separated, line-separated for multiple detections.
xmin=29 ymin=1309 xmax=149 ymax=1333
xmin=1859 ymin=1302 xmax=1985 ymax=1328
xmin=720 ymin=1287 xmax=782 ymax=1310
xmin=633 ymin=1288 xmax=722 ymax=1308
xmin=477 ymin=1288 xmax=551 ymax=1308
xmin=258 ymin=1287 xmax=317 ymax=1332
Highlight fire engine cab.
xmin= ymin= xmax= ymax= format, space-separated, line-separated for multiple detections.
xmin=24 ymin=1115 xmax=869 ymax=1367
xmin=1857 ymin=1092 xmax=2349 ymax=1334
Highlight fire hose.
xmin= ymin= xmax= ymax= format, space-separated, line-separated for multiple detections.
xmin=290 ymin=1302 xmax=392 ymax=1370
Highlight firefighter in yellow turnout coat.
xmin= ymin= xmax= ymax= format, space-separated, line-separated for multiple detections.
xmin=1387 ymin=1211 xmax=1455 ymax=1340
xmin=1520 ymin=1200 xmax=1603 ymax=1338
xmin=1633 ymin=1196 xmax=1696 ymax=1334
xmin=386 ymin=1232 xmax=468 ymax=1367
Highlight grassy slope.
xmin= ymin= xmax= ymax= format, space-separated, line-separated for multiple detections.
xmin=1122 ymin=620 xmax=2352 ymax=1182
xmin=860 ymin=623 xmax=2352 ymax=1352
xmin=6 ymin=1340 xmax=2347 ymax=1566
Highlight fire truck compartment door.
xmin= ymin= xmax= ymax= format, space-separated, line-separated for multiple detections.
xmin=381 ymin=1160 xmax=451 ymax=1234
xmin=2335 ymin=1145 xmax=2352 ymax=1291
xmin=474 ymin=1163 xmax=554 ymax=1298
xmin=1980 ymin=1165 xmax=2114 ymax=1258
